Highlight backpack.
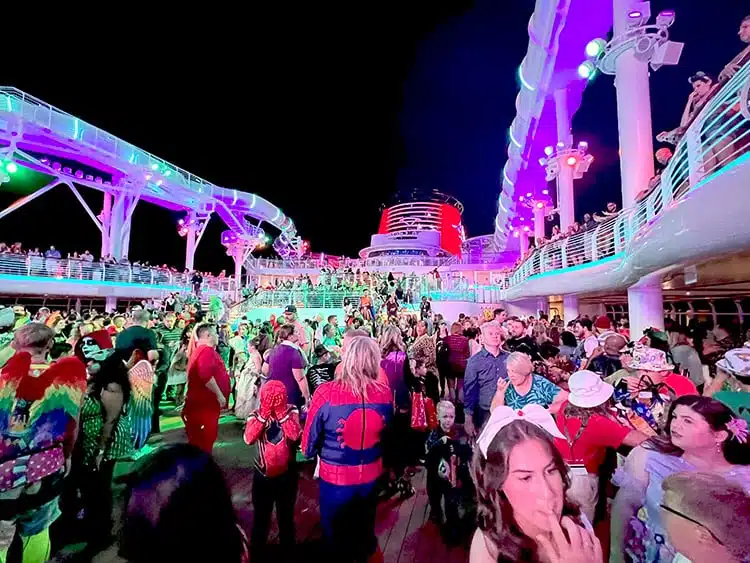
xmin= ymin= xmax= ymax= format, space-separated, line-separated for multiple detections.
xmin=256 ymin=417 xmax=292 ymax=478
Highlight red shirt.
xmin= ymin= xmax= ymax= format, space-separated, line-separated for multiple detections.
xmin=185 ymin=345 xmax=230 ymax=413
xmin=663 ymin=374 xmax=698 ymax=397
xmin=554 ymin=401 xmax=631 ymax=474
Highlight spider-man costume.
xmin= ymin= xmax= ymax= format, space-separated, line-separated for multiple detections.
xmin=302 ymin=380 xmax=392 ymax=561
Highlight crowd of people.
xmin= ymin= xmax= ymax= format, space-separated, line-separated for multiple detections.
xmin=2 ymin=283 xmax=750 ymax=563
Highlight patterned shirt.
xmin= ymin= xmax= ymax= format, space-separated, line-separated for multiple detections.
xmin=504 ymin=374 xmax=561 ymax=410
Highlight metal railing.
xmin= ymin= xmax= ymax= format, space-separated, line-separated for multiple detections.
xmin=249 ymin=255 xmax=456 ymax=271
xmin=233 ymin=290 xmax=365 ymax=313
xmin=0 ymin=254 xmax=235 ymax=292
xmin=507 ymin=61 xmax=750 ymax=285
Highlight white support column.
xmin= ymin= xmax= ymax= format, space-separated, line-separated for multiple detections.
xmin=100 ymin=192 xmax=112 ymax=259
xmin=537 ymin=297 xmax=548 ymax=317
xmin=185 ymin=212 xmax=197 ymax=271
xmin=554 ymin=89 xmax=575 ymax=230
xmin=563 ymin=295 xmax=579 ymax=324
xmin=105 ymin=296 xmax=117 ymax=313
xmin=232 ymin=245 xmax=244 ymax=302
xmin=614 ymin=0 xmax=655 ymax=208
xmin=627 ymin=275 xmax=664 ymax=340
xmin=108 ymin=193 xmax=137 ymax=260
xmin=519 ymin=231 xmax=529 ymax=255
xmin=533 ymin=205 xmax=545 ymax=242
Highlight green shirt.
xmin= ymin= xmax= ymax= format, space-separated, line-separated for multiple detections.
xmin=714 ymin=390 xmax=750 ymax=423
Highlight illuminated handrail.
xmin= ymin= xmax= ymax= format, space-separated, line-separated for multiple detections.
xmin=233 ymin=289 xmax=366 ymax=312
xmin=0 ymin=254 xmax=235 ymax=292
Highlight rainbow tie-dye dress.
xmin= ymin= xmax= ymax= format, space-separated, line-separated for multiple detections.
xmin=0 ymin=353 xmax=87 ymax=492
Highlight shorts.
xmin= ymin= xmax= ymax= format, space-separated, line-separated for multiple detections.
xmin=0 ymin=493 xmax=60 ymax=549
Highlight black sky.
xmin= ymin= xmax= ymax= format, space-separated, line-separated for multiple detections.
xmin=0 ymin=2 xmax=747 ymax=273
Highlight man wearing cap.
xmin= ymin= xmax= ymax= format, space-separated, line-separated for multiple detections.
xmin=554 ymin=370 xmax=647 ymax=522
xmin=593 ymin=315 xmax=616 ymax=344
xmin=282 ymin=305 xmax=309 ymax=355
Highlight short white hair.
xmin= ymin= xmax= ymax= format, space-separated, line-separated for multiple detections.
xmin=506 ymin=351 xmax=533 ymax=373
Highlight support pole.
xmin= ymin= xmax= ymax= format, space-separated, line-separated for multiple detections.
xmin=533 ymin=205 xmax=546 ymax=242
xmin=185 ymin=212 xmax=197 ymax=271
xmin=519 ymin=231 xmax=529 ymax=255
xmin=0 ymin=179 xmax=62 ymax=221
xmin=614 ymin=0 xmax=655 ymax=208
xmin=101 ymin=192 xmax=112 ymax=259
xmin=627 ymin=275 xmax=664 ymax=340
xmin=563 ymin=295 xmax=579 ymax=324
xmin=554 ymin=89 xmax=575 ymax=230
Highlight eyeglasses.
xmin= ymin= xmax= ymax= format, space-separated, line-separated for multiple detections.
xmin=660 ymin=504 xmax=724 ymax=545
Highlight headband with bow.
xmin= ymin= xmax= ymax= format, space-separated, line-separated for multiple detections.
xmin=476 ymin=404 xmax=566 ymax=457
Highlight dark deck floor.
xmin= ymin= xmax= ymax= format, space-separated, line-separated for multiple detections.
xmin=51 ymin=414 xmax=468 ymax=563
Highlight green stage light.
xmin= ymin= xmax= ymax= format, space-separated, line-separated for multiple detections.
xmin=5 ymin=162 xmax=17 ymax=174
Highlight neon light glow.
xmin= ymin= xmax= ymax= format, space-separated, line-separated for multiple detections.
xmin=73 ymin=119 xmax=80 ymax=140
xmin=518 ymin=62 xmax=536 ymax=91
xmin=250 ymin=194 xmax=256 ymax=209
xmin=509 ymin=126 xmax=522 ymax=148
xmin=272 ymin=207 xmax=281 ymax=222
xmin=566 ymin=156 xmax=578 ymax=166
xmin=503 ymin=165 xmax=514 ymax=187
xmin=5 ymin=163 xmax=17 ymax=174
xmin=232 ymin=189 xmax=238 ymax=205
xmin=498 ymin=196 xmax=508 ymax=213
xmin=4 ymin=96 xmax=11 ymax=112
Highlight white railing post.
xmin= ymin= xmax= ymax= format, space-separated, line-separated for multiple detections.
xmin=686 ymin=127 xmax=704 ymax=187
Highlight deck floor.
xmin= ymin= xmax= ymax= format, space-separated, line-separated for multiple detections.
xmin=50 ymin=414 xmax=468 ymax=563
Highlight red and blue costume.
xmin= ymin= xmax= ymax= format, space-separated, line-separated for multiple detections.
xmin=302 ymin=380 xmax=392 ymax=561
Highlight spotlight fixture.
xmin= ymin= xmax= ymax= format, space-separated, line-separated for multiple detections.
xmin=655 ymin=9 xmax=675 ymax=28
xmin=544 ymin=146 xmax=554 ymax=156
xmin=585 ymin=38 xmax=607 ymax=58
xmin=578 ymin=61 xmax=596 ymax=79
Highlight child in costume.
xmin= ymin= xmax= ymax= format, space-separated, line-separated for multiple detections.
xmin=243 ymin=381 xmax=301 ymax=558
xmin=425 ymin=400 xmax=474 ymax=543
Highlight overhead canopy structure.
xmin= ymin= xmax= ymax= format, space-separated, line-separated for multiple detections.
xmin=493 ymin=0 xmax=613 ymax=248
xmin=0 ymin=87 xmax=301 ymax=264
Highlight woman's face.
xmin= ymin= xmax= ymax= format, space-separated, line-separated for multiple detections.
xmin=669 ymin=405 xmax=725 ymax=453
xmin=692 ymin=78 xmax=712 ymax=97
xmin=507 ymin=360 xmax=532 ymax=386
xmin=416 ymin=322 xmax=426 ymax=336
xmin=502 ymin=439 xmax=564 ymax=535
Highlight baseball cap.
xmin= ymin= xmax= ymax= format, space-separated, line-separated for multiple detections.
xmin=284 ymin=305 xmax=297 ymax=314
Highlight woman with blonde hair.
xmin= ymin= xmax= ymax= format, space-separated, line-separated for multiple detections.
xmin=303 ymin=336 xmax=393 ymax=562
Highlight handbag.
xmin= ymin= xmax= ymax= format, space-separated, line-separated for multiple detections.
xmin=411 ymin=392 xmax=438 ymax=431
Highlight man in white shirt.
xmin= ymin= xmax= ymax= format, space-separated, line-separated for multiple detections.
xmin=573 ymin=318 xmax=599 ymax=359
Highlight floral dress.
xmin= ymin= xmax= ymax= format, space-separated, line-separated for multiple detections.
xmin=614 ymin=449 xmax=750 ymax=562
xmin=80 ymin=393 xmax=134 ymax=467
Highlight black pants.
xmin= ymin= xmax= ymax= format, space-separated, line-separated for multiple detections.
xmin=251 ymin=468 xmax=298 ymax=551
xmin=79 ymin=460 xmax=116 ymax=549
xmin=151 ymin=368 xmax=168 ymax=433
xmin=427 ymin=472 xmax=459 ymax=523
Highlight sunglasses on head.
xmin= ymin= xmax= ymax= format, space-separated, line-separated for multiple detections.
xmin=660 ymin=504 xmax=723 ymax=545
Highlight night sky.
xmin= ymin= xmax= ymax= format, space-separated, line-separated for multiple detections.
xmin=0 ymin=2 xmax=747 ymax=273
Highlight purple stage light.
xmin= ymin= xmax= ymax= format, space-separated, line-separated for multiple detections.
xmin=95 ymin=177 xmax=102 ymax=183
xmin=41 ymin=158 xmax=49 ymax=164
xmin=52 ymin=162 xmax=61 ymax=171
xmin=85 ymin=174 xmax=93 ymax=181
xmin=63 ymin=167 xmax=72 ymax=174
xmin=542 ymin=189 xmax=549 ymax=195
xmin=75 ymin=170 xmax=84 ymax=179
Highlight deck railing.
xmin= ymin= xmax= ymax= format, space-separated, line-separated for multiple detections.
xmin=0 ymin=254 xmax=234 ymax=292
